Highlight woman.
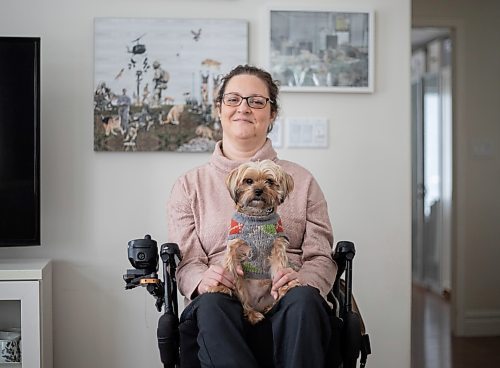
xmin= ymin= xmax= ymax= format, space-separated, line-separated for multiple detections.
xmin=167 ymin=65 xmax=337 ymax=368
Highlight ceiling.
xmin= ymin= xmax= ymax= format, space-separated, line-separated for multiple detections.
xmin=411 ymin=27 xmax=450 ymax=47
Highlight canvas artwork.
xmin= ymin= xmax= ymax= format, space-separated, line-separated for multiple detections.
xmin=269 ymin=9 xmax=374 ymax=93
xmin=94 ymin=18 xmax=248 ymax=152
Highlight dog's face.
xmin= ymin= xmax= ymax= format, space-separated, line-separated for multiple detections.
xmin=226 ymin=160 xmax=294 ymax=216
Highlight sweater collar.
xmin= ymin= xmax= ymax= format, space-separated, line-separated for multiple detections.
xmin=209 ymin=139 xmax=278 ymax=173
xmin=232 ymin=211 xmax=279 ymax=224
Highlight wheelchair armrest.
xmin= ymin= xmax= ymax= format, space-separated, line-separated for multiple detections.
xmin=330 ymin=241 xmax=371 ymax=367
xmin=160 ymin=243 xmax=182 ymax=318
xmin=332 ymin=241 xmax=355 ymax=288
xmin=332 ymin=241 xmax=356 ymax=314
xmin=332 ymin=241 xmax=355 ymax=271
xmin=161 ymin=242 xmax=182 ymax=263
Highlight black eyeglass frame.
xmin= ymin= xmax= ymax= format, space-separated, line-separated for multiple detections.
xmin=222 ymin=93 xmax=274 ymax=109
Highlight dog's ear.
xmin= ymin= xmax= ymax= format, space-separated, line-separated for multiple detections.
xmin=225 ymin=166 xmax=241 ymax=203
xmin=279 ymin=171 xmax=294 ymax=203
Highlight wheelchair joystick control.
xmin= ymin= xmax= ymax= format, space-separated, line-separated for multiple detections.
xmin=123 ymin=235 xmax=162 ymax=292
xmin=127 ymin=234 xmax=158 ymax=274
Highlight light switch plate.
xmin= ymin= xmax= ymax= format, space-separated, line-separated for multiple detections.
xmin=285 ymin=117 xmax=328 ymax=148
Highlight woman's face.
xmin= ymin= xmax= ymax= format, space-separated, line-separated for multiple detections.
xmin=218 ymin=74 xmax=275 ymax=143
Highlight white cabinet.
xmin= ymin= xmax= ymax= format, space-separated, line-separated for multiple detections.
xmin=0 ymin=260 xmax=52 ymax=368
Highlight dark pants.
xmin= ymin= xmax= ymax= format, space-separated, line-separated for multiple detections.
xmin=180 ymin=286 xmax=333 ymax=368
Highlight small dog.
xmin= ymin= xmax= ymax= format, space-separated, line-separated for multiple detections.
xmin=101 ymin=115 xmax=124 ymax=136
xmin=195 ymin=125 xmax=214 ymax=140
xmin=208 ymin=160 xmax=299 ymax=324
xmin=160 ymin=104 xmax=185 ymax=125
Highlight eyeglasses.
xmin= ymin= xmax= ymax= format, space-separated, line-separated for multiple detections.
xmin=222 ymin=93 xmax=274 ymax=109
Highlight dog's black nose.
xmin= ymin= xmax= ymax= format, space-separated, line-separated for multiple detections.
xmin=254 ymin=189 xmax=263 ymax=196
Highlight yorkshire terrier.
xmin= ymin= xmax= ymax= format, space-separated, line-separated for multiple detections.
xmin=208 ymin=159 xmax=300 ymax=324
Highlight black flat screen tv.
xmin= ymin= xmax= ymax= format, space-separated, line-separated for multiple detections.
xmin=0 ymin=37 xmax=41 ymax=246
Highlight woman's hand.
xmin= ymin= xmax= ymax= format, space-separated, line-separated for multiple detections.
xmin=271 ymin=268 xmax=301 ymax=299
xmin=196 ymin=264 xmax=243 ymax=295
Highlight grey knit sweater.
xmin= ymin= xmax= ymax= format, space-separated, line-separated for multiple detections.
xmin=228 ymin=212 xmax=286 ymax=279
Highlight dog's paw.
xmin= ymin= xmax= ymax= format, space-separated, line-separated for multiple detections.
xmin=245 ymin=310 xmax=265 ymax=325
xmin=262 ymin=303 xmax=276 ymax=315
xmin=277 ymin=280 xmax=301 ymax=299
xmin=206 ymin=285 xmax=232 ymax=296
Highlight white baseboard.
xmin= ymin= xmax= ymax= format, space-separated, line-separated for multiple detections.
xmin=463 ymin=309 xmax=500 ymax=336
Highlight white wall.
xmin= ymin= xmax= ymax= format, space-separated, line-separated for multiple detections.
xmin=413 ymin=0 xmax=500 ymax=336
xmin=0 ymin=0 xmax=411 ymax=367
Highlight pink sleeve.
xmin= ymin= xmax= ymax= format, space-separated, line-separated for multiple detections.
xmin=167 ymin=178 xmax=208 ymax=300
xmin=296 ymin=180 xmax=338 ymax=298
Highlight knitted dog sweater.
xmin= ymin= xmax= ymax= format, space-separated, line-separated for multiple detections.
xmin=228 ymin=212 xmax=286 ymax=279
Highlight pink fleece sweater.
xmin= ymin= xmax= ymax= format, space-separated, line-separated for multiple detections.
xmin=167 ymin=139 xmax=337 ymax=306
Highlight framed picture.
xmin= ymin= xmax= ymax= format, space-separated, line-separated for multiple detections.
xmin=94 ymin=18 xmax=248 ymax=152
xmin=268 ymin=7 xmax=374 ymax=93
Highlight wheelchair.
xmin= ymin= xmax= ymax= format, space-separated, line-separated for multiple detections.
xmin=124 ymin=237 xmax=371 ymax=368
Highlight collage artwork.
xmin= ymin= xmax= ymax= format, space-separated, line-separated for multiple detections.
xmin=94 ymin=18 xmax=248 ymax=152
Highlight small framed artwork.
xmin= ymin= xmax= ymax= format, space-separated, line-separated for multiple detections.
xmin=268 ymin=7 xmax=374 ymax=93
xmin=94 ymin=18 xmax=248 ymax=152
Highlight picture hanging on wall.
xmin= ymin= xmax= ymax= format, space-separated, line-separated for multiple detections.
xmin=93 ymin=18 xmax=248 ymax=152
xmin=268 ymin=7 xmax=374 ymax=93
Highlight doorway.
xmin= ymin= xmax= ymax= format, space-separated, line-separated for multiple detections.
xmin=411 ymin=27 xmax=453 ymax=295
xmin=411 ymin=27 xmax=454 ymax=367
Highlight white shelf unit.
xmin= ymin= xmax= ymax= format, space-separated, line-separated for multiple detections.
xmin=0 ymin=259 xmax=52 ymax=368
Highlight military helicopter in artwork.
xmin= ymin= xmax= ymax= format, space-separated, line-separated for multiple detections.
xmin=127 ymin=34 xmax=147 ymax=55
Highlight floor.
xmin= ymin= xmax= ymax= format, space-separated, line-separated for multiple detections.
xmin=411 ymin=284 xmax=500 ymax=368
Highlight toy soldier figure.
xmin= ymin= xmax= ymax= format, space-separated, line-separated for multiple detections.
xmin=152 ymin=60 xmax=169 ymax=107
